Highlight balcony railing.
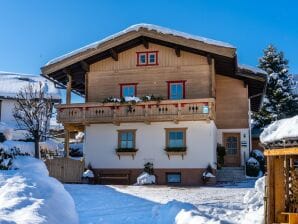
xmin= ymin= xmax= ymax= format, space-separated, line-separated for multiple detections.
xmin=56 ymin=98 xmax=215 ymax=124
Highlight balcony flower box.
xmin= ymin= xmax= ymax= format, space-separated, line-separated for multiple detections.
xmin=115 ymin=148 xmax=138 ymax=160
xmin=164 ymin=147 xmax=187 ymax=159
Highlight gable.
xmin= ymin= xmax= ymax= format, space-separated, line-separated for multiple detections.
xmin=90 ymin=43 xmax=208 ymax=72
xmin=88 ymin=44 xmax=211 ymax=102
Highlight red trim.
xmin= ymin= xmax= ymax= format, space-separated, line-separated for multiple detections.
xmin=166 ymin=80 xmax=186 ymax=99
xmin=136 ymin=51 xmax=159 ymax=66
xmin=119 ymin=83 xmax=138 ymax=97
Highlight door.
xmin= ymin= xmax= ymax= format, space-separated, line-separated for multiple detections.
xmin=223 ymin=133 xmax=241 ymax=167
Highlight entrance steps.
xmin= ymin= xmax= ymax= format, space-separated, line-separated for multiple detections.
xmin=216 ymin=167 xmax=246 ymax=182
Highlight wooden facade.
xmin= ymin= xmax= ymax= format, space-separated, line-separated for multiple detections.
xmin=88 ymin=44 xmax=211 ymax=102
xmin=215 ymin=74 xmax=249 ymax=129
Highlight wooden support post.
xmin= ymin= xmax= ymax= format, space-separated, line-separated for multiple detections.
xmin=64 ymin=128 xmax=70 ymax=158
xmin=208 ymin=56 xmax=216 ymax=98
xmin=267 ymin=156 xmax=275 ymax=224
xmin=66 ymin=74 xmax=72 ymax=104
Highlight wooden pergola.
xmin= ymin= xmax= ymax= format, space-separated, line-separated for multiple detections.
xmin=264 ymin=145 xmax=298 ymax=224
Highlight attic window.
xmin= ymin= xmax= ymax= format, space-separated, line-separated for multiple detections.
xmin=137 ymin=51 xmax=158 ymax=66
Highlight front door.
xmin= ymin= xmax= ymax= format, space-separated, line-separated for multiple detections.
xmin=223 ymin=133 xmax=241 ymax=167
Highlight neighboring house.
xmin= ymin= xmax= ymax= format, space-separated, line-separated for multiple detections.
xmin=0 ymin=72 xmax=61 ymax=136
xmin=41 ymin=24 xmax=267 ymax=185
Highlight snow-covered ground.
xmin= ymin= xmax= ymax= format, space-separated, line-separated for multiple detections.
xmin=0 ymin=157 xmax=78 ymax=224
xmin=65 ymin=179 xmax=263 ymax=224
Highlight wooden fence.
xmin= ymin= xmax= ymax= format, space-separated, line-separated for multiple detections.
xmin=45 ymin=158 xmax=85 ymax=183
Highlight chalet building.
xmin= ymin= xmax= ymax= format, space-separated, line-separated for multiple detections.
xmin=0 ymin=72 xmax=61 ymax=128
xmin=41 ymin=24 xmax=267 ymax=185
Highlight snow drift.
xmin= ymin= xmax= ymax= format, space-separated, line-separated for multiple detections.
xmin=0 ymin=156 xmax=78 ymax=224
xmin=241 ymin=176 xmax=265 ymax=224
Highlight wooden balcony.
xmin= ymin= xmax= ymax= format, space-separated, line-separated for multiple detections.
xmin=56 ymin=98 xmax=215 ymax=125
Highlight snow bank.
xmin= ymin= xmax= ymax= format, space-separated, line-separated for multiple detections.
xmin=46 ymin=23 xmax=234 ymax=66
xmin=241 ymin=177 xmax=265 ymax=224
xmin=260 ymin=115 xmax=298 ymax=144
xmin=0 ymin=72 xmax=61 ymax=100
xmin=136 ymin=172 xmax=156 ymax=185
xmin=0 ymin=156 xmax=78 ymax=224
xmin=152 ymin=200 xmax=219 ymax=224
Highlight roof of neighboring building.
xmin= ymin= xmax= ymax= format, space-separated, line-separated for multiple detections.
xmin=0 ymin=72 xmax=61 ymax=101
xmin=41 ymin=23 xmax=267 ymax=111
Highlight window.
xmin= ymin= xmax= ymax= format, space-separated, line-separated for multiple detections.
xmin=138 ymin=53 xmax=147 ymax=65
xmin=165 ymin=128 xmax=187 ymax=149
xmin=167 ymin=81 xmax=186 ymax=100
xmin=148 ymin=52 xmax=156 ymax=64
xmin=136 ymin=51 xmax=158 ymax=66
xmin=120 ymin=83 xmax=137 ymax=97
xmin=166 ymin=173 xmax=181 ymax=184
xmin=225 ymin=136 xmax=238 ymax=155
xmin=118 ymin=130 xmax=136 ymax=149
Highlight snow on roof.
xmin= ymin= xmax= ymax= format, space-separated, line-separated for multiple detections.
xmin=0 ymin=71 xmax=61 ymax=100
xmin=238 ymin=64 xmax=267 ymax=75
xmin=260 ymin=115 xmax=298 ymax=144
xmin=46 ymin=23 xmax=235 ymax=66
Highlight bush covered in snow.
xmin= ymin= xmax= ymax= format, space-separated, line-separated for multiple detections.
xmin=69 ymin=143 xmax=83 ymax=157
xmin=250 ymin=149 xmax=265 ymax=173
xmin=0 ymin=147 xmax=29 ymax=170
xmin=246 ymin=157 xmax=260 ymax=177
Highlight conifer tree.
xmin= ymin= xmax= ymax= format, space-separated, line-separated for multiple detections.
xmin=253 ymin=45 xmax=297 ymax=128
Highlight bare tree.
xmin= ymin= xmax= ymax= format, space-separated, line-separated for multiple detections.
xmin=13 ymin=82 xmax=53 ymax=158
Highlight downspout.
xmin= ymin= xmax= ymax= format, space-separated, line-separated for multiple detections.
xmin=248 ymin=98 xmax=252 ymax=154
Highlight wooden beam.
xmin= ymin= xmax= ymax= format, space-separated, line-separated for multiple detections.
xmin=264 ymin=147 xmax=298 ymax=156
xmin=141 ymin=37 xmax=149 ymax=49
xmin=175 ymin=47 xmax=181 ymax=57
xmin=110 ymin=49 xmax=118 ymax=61
xmin=66 ymin=73 xmax=72 ymax=104
xmin=207 ymin=54 xmax=212 ymax=65
xmin=80 ymin=61 xmax=90 ymax=72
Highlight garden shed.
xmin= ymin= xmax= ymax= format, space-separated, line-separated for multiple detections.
xmin=261 ymin=115 xmax=298 ymax=224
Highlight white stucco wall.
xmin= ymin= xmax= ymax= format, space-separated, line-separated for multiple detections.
xmin=217 ymin=128 xmax=250 ymax=166
xmin=84 ymin=121 xmax=217 ymax=169
xmin=0 ymin=99 xmax=17 ymax=126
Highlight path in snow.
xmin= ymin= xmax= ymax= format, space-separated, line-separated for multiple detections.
xmin=65 ymin=180 xmax=255 ymax=224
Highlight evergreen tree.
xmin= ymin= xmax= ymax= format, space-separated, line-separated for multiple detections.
xmin=253 ymin=45 xmax=297 ymax=128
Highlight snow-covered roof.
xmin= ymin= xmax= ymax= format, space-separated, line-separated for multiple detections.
xmin=46 ymin=23 xmax=235 ymax=66
xmin=238 ymin=64 xmax=267 ymax=75
xmin=0 ymin=72 xmax=61 ymax=100
xmin=260 ymin=115 xmax=298 ymax=145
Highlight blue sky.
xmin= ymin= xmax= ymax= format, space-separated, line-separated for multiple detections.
xmin=0 ymin=1 xmax=297 ymax=102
